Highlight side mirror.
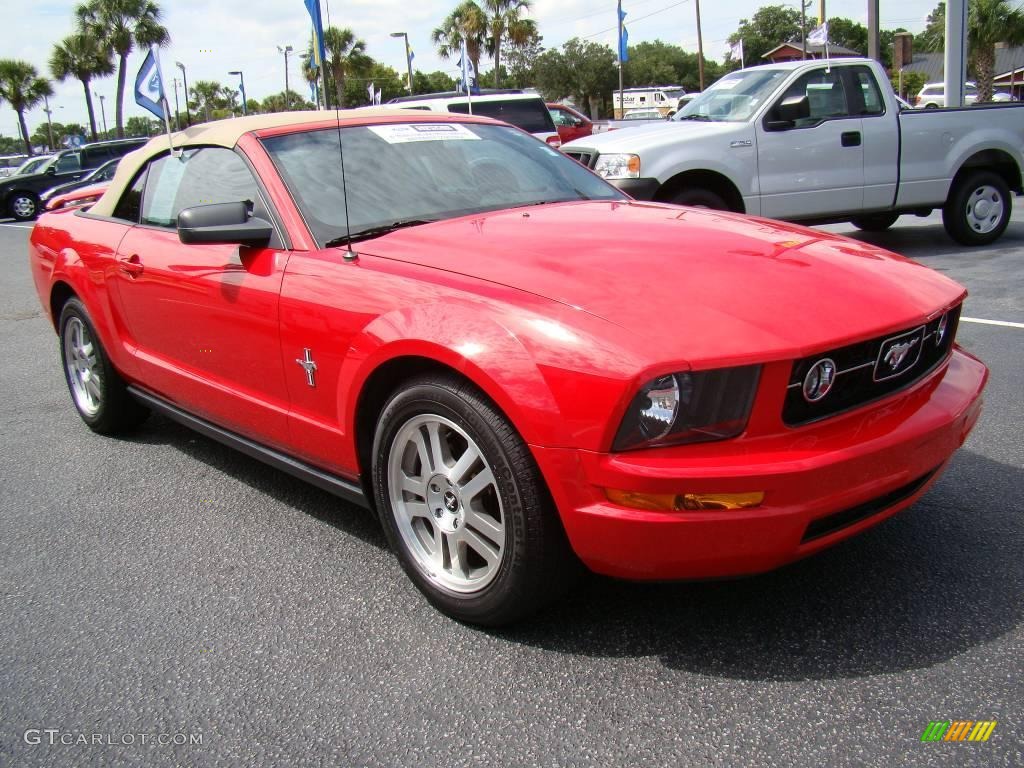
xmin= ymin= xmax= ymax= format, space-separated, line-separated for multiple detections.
xmin=45 ymin=166 xmax=56 ymax=175
xmin=766 ymin=94 xmax=810 ymax=130
xmin=177 ymin=202 xmax=273 ymax=246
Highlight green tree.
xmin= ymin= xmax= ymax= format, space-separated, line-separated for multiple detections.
xmin=826 ymin=17 xmax=868 ymax=55
xmin=0 ymin=134 xmax=24 ymax=154
xmin=76 ymin=0 xmax=170 ymax=139
xmin=0 ymin=60 xmax=53 ymax=154
xmin=412 ymin=70 xmax=457 ymax=94
xmin=623 ymin=40 xmax=721 ymax=92
xmin=892 ymin=70 xmax=928 ymax=100
xmin=49 ymin=32 xmax=113 ymax=142
xmin=432 ymin=1 xmax=488 ymax=80
xmin=189 ymin=80 xmax=223 ymax=122
xmin=483 ymin=0 xmax=534 ymax=87
xmin=503 ymin=30 xmax=543 ymax=87
xmin=261 ymin=90 xmax=315 ymax=112
xmin=32 ymin=121 xmax=88 ymax=149
xmin=323 ymin=26 xmax=370 ymax=108
xmin=534 ymin=38 xmax=617 ymax=118
xmin=728 ymin=5 xmax=807 ymax=65
xmin=917 ymin=3 xmax=946 ymax=52
xmin=969 ymin=0 xmax=1024 ymax=101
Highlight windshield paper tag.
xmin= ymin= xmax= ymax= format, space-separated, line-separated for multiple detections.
xmin=369 ymin=124 xmax=481 ymax=143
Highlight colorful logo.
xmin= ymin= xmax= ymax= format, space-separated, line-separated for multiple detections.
xmin=921 ymin=721 xmax=997 ymax=742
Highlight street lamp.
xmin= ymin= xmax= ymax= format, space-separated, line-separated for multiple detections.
xmin=277 ymin=45 xmax=293 ymax=110
xmin=94 ymin=92 xmax=108 ymax=136
xmin=390 ymin=32 xmax=414 ymax=94
xmin=229 ymin=70 xmax=248 ymax=115
xmin=42 ymin=94 xmax=55 ymax=150
xmin=175 ymin=61 xmax=191 ymax=126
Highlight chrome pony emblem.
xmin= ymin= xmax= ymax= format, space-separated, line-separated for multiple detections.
xmin=874 ymin=327 xmax=925 ymax=381
xmin=884 ymin=339 xmax=919 ymax=370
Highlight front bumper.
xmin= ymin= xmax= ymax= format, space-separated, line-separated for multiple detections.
xmin=610 ymin=177 xmax=660 ymax=200
xmin=532 ymin=347 xmax=988 ymax=580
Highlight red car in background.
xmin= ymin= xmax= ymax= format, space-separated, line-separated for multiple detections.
xmin=29 ymin=110 xmax=986 ymax=626
xmin=547 ymin=103 xmax=594 ymax=144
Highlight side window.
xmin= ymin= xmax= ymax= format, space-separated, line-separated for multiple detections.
xmin=140 ymin=147 xmax=260 ymax=228
xmin=112 ymin=168 xmax=148 ymax=223
xmin=55 ymin=153 xmax=81 ymax=173
xmin=852 ymin=67 xmax=884 ymax=115
xmin=773 ymin=69 xmax=849 ymax=126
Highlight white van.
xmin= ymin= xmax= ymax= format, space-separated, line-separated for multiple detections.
xmin=387 ymin=91 xmax=562 ymax=147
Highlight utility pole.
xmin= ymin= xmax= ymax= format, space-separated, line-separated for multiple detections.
xmin=867 ymin=0 xmax=880 ymax=62
xmin=694 ymin=0 xmax=705 ymax=91
xmin=43 ymin=94 xmax=55 ymax=150
xmin=819 ymin=0 xmax=826 ymax=24
xmin=391 ymin=32 xmax=414 ymax=95
xmin=801 ymin=0 xmax=808 ymax=59
xmin=172 ymin=78 xmax=180 ymax=130
xmin=617 ymin=0 xmax=625 ymax=118
xmin=229 ymin=70 xmax=248 ymax=115
xmin=278 ymin=45 xmax=293 ymax=110
xmin=95 ymin=92 xmax=108 ymax=136
xmin=176 ymin=62 xmax=191 ymax=126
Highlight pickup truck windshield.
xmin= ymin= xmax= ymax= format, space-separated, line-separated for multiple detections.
xmin=674 ymin=69 xmax=789 ymax=122
xmin=263 ymin=122 xmax=624 ymax=247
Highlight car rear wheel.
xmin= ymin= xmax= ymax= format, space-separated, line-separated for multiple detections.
xmin=851 ymin=213 xmax=900 ymax=232
xmin=372 ymin=374 xmax=576 ymax=626
xmin=59 ymin=298 xmax=149 ymax=434
xmin=9 ymin=192 xmax=38 ymax=221
xmin=670 ymin=187 xmax=729 ymax=210
xmin=942 ymin=170 xmax=1011 ymax=246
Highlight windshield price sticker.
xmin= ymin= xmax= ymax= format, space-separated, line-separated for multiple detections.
xmin=716 ymin=78 xmax=741 ymax=89
xmin=369 ymin=124 xmax=481 ymax=144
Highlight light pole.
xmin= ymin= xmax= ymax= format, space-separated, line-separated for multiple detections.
xmin=390 ymin=32 xmax=414 ymax=94
xmin=277 ymin=45 xmax=293 ymax=109
xmin=94 ymin=92 xmax=108 ymax=136
xmin=229 ymin=70 xmax=248 ymax=115
xmin=172 ymin=77 xmax=181 ymax=129
xmin=43 ymin=94 xmax=55 ymax=150
xmin=175 ymin=61 xmax=191 ymax=126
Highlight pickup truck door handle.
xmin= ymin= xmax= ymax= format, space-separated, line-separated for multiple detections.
xmin=841 ymin=131 xmax=862 ymax=147
xmin=118 ymin=254 xmax=144 ymax=277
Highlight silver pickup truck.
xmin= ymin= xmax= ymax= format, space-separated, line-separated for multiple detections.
xmin=563 ymin=58 xmax=1024 ymax=245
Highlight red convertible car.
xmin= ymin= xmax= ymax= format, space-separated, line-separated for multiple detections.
xmin=30 ymin=110 xmax=987 ymax=625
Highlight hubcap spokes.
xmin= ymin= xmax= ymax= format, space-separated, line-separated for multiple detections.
xmin=64 ymin=317 xmax=101 ymax=416
xmin=966 ymin=185 xmax=1003 ymax=234
xmin=13 ymin=197 xmax=35 ymax=218
xmin=388 ymin=415 xmax=505 ymax=593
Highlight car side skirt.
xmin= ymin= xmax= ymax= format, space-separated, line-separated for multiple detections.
xmin=128 ymin=386 xmax=371 ymax=510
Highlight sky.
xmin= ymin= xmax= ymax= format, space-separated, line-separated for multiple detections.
xmin=6 ymin=0 xmax=942 ymax=141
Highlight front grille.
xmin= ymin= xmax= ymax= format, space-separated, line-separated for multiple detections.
xmin=801 ymin=468 xmax=937 ymax=542
xmin=783 ymin=305 xmax=960 ymax=426
xmin=564 ymin=150 xmax=598 ymax=169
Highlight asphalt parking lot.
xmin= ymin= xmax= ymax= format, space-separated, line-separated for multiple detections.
xmin=1 ymin=208 xmax=1021 ymax=767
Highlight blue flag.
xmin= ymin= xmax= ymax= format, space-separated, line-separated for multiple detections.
xmin=618 ymin=8 xmax=629 ymax=63
xmin=457 ymin=39 xmax=479 ymax=96
xmin=304 ymin=0 xmax=326 ymax=72
xmin=134 ymin=46 xmax=166 ymax=120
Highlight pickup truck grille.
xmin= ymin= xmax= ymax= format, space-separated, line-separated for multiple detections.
xmin=782 ymin=306 xmax=960 ymax=426
xmin=564 ymin=150 xmax=598 ymax=169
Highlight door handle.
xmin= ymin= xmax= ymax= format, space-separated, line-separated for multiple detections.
xmin=841 ymin=131 xmax=862 ymax=147
xmin=118 ymin=254 xmax=144 ymax=277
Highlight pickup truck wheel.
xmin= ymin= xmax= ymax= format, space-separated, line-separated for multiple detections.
xmin=943 ymin=171 xmax=1011 ymax=246
xmin=58 ymin=298 xmax=149 ymax=434
xmin=372 ymin=374 xmax=576 ymax=626
xmin=9 ymin=192 xmax=39 ymax=221
xmin=670 ymin=188 xmax=729 ymax=210
xmin=851 ymin=213 xmax=900 ymax=232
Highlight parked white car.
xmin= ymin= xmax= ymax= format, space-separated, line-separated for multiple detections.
xmin=563 ymin=58 xmax=1024 ymax=245
xmin=914 ymin=81 xmax=1013 ymax=108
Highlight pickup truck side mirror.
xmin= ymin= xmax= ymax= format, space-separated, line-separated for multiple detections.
xmin=177 ymin=201 xmax=273 ymax=246
xmin=765 ymin=94 xmax=810 ymax=130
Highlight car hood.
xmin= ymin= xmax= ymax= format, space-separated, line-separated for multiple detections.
xmin=362 ymin=201 xmax=966 ymax=367
xmin=564 ymin=119 xmax=743 ymax=154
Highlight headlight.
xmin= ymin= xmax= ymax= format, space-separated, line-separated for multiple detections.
xmin=613 ymin=365 xmax=761 ymax=451
xmin=594 ymin=153 xmax=641 ymax=179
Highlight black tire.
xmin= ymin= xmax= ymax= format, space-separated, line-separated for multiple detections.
xmin=942 ymin=170 xmax=1012 ymax=246
xmin=58 ymin=297 xmax=149 ymax=434
xmin=669 ymin=187 xmax=729 ymax=210
xmin=924 ymin=103 xmax=939 ymax=109
xmin=850 ymin=213 xmax=900 ymax=232
xmin=371 ymin=373 xmax=578 ymax=626
xmin=9 ymin=191 xmax=39 ymax=221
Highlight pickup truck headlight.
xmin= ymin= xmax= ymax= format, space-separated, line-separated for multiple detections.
xmin=613 ymin=365 xmax=761 ymax=451
xmin=594 ymin=153 xmax=641 ymax=179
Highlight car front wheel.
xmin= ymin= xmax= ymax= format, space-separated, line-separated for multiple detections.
xmin=372 ymin=374 xmax=576 ymax=626
xmin=9 ymin=192 xmax=39 ymax=221
xmin=942 ymin=170 xmax=1011 ymax=246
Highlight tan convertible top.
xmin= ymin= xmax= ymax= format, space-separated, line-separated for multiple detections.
xmin=89 ymin=107 xmax=436 ymax=217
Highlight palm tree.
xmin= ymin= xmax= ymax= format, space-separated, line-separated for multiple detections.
xmin=323 ymin=27 xmax=369 ymax=108
xmin=432 ymin=1 xmax=488 ymax=80
xmin=50 ymin=32 xmax=114 ymax=142
xmin=301 ymin=45 xmax=322 ymax=108
xmin=968 ymin=0 xmax=1024 ymax=102
xmin=483 ymin=0 xmax=534 ymax=87
xmin=76 ymin=0 xmax=170 ymax=139
xmin=0 ymin=60 xmax=53 ymax=154
xmin=189 ymin=80 xmax=222 ymax=123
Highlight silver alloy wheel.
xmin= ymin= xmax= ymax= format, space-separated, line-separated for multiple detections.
xmin=64 ymin=316 xmax=102 ymax=416
xmin=387 ymin=414 xmax=506 ymax=593
xmin=12 ymin=195 xmax=36 ymax=218
xmin=965 ymin=184 xmax=1004 ymax=234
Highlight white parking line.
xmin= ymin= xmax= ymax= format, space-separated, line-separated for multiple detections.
xmin=962 ymin=317 xmax=1024 ymax=329
xmin=0 ymin=222 xmax=33 ymax=229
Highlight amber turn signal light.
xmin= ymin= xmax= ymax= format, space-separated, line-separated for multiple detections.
xmin=605 ymin=489 xmax=765 ymax=512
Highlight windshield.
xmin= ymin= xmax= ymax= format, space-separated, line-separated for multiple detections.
xmin=263 ymin=122 xmax=624 ymax=246
xmin=14 ymin=156 xmax=50 ymax=176
xmin=673 ymin=69 xmax=789 ymax=122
